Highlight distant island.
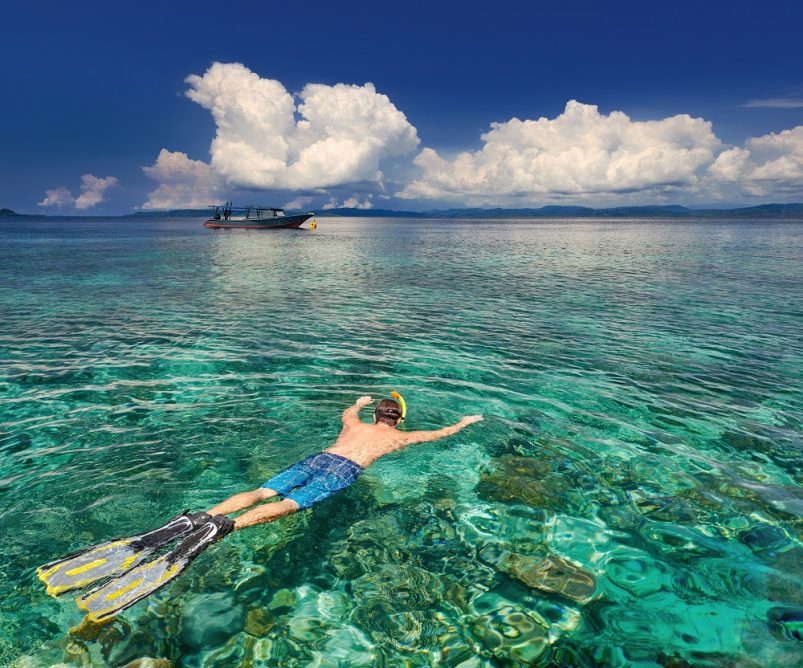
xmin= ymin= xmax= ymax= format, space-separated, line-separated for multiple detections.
xmin=0 ymin=208 xmax=32 ymax=217
xmin=314 ymin=203 xmax=803 ymax=219
xmin=120 ymin=203 xmax=803 ymax=218
xmin=3 ymin=203 xmax=803 ymax=219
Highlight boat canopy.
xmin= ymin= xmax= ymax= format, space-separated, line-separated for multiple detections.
xmin=209 ymin=202 xmax=286 ymax=220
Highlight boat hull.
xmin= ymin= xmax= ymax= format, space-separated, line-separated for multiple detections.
xmin=203 ymin=213 xmax=313 ymax=230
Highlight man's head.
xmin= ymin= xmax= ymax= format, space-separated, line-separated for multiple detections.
xmin=374 ymin=399 xmax=402 ymax=426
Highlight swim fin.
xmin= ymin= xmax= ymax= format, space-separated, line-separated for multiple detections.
xmin=76 ymin=514 xmax=235 ymax=623
xmin=37 ymin=511 xmax=212 ymax=597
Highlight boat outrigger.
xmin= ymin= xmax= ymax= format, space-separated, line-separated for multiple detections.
xmin=204 ymin=203 xmax=315 ymax=229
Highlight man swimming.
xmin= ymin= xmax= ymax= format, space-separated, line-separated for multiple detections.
xmin=37 ymin=394 xmax=482 ymax=622
xmin=208 ymin=395 xmax=483 ymax=528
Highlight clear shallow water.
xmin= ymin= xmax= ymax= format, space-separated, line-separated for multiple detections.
xmin=1 ymin=217 xmax=801 ymax=667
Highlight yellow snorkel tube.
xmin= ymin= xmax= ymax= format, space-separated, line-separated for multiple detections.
xmin=390 ymin=391 xmax=407 ymax=423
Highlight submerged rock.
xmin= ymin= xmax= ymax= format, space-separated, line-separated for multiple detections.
xmin=179 ymin=592 xmax=245 ymax=650
xmin=738 ymin=524 xmax=792 ymax=557
xmin=480 ymin=545 xmax=596 ymax=603
xmin=636 ymin=496 xmax=696 ymax=524
xmin=721 ymin=430 xmax=775 ymax=455
xmin=605 ymin=552 xmax=665 ymax=597
xmin=459 ymin=504 xmax=550 ymax=558
xmin=244 ymin=607 xmax=276 ymax=637
xmin=768 ymin=606 xmax=803 ymax=642
xmin=476 ymin=455 xmax=563 ymax=508
xmin=468 ymin=592 xmax=549 ymax=663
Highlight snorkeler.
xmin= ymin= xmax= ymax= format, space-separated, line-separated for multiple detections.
xmin=37 ymin=394 xmax=482 ymax=622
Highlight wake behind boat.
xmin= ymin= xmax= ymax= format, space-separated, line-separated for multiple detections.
xmin=204 ymin=203 xmax=315 ymax=229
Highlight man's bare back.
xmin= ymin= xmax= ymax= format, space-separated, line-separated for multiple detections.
xmin=326 ymin=395 xmax=483 ymax=467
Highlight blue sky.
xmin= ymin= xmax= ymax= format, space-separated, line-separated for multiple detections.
xmin=2 ymin=0 xmax=802 ymax=214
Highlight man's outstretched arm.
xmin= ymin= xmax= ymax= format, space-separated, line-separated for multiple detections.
xmin=342 ymin=395 xmax=372 ymax=425
xmin=401 ymin=415 xmax=483 ymax=447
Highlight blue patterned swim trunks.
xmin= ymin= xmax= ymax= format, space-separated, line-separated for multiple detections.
xmin=261 ymin=453 xmax=364 ymax=509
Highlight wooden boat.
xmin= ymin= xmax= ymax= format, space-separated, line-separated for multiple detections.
xmin=204 ymin=203 xmax=314 ymax=229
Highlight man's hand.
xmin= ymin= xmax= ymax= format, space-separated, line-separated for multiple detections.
xmin=460 ymin=415 xmax=483 ymax=426
xmin=343 ymin=396 xmax=372 ymax=425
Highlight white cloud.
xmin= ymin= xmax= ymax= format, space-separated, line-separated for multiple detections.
xmin=38 ymin=186 xmax=75 ymax=208
xmin=184 ymin=62 xmax=419 ymax=190
xmin=322 ymin=195 xmax=374 ymax=210
xmin=743 ymin=98 xmax=803 ymax=109
xmin=399 ymin=101 xmax=721 ymax=204
xmin=708 ymin=126 xmax=803 ymax=196
xmin=282 ymin=195 xmax=315 ymax=210
xmin=142 ymin=67 xmax=803 ymax=208
xmin=75 ymin=174 xmax=119 ymax=209
xmin=38 ymin=174 xmax=118 ymax=209
xmin=142 ymin=149 xmax=220 ymax=209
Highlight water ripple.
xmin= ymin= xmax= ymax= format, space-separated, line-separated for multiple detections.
xmin=1 ymin=217 xmax=802 ymax=666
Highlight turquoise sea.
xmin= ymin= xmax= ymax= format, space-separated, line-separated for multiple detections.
xmin=1 ymin=217 xmax=801 ymax=667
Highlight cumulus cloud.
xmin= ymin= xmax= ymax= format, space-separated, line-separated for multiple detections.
xmin=142 ymin=149 xmax=220 ymax=209
xmin=743 ymin=98 xmax=803 ymax=109
xmin=322 ymin=195 xmax=374 ymax=210
xmin=38 ymin=174 xmax=118 ymax=209
xmin=185 ymin=62 xmax=419 ymax=190
xmin=399 ymin=101 xmax=721 ymax=204
xmin=282 ymin=195 xmax=315 ymax=210
xmin=709 ymin=126 xmax=803 ymax=196
xmin=75 ymin=174 xmax=119 ymax=209
xmin=142 ymin=66 xmax=803 ymax=208
xmin=38 ymin=186 xmax=75 ymax=208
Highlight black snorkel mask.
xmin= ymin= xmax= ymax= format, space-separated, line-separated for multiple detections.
xmin=375 ymin=391 xmax=407 ymax=426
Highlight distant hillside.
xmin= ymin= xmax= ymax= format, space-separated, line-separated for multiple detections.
xmin=5 ymin=203 xmax=803 ymax=219
xmin=319 ymin=203 xmax=803 ymax=218
xmin=0 ymin=208 xmax=37 ymax=218
xmin=317 ymin=208 xmax=423 ymax=218
xmin=708 ymin=203 xmax=803 ymax=218
xmin=125 ymin=208 xmax=210 ymax=217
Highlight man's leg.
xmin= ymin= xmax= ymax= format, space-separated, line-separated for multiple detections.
xmin=211 ymin=456 xmax=314 ymax=518
xmin=207 ymin=487 xmax=279 ymax=516
xmin=233 ymin=498 xmax=300 ymax=529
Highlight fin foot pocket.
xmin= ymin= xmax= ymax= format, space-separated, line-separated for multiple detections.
xmin=76 ymin=514 xmax=235 ymax=622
